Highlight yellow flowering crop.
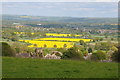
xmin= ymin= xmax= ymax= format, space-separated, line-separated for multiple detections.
xmin=34 ymin=38 xmax=92 ymax=42
xmin=19 ymin=37 xmax=92 ymax=48
xmin=20 ymin=16 xmax=30 ymax=18
xmin=19 ymin=40 xmax=74 ymax=48
xmin=19 ymin=33 xmax=92 ymax=48
xmin=31 ymin=33 xmax=35 ymax=35
xmin=46 ymin=33 xmax=82 ymax=37
xmin=14 ymin=32 xmax=25 ymax=34
xmin=14 ymin=32 xmax=35 ymax=35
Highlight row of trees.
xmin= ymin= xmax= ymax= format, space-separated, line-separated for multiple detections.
xmin=60 ymin=45 xmax=119 ymax=62
xmin=2 ymin=41 xmax=119 ymax=62
xmin=57 ymin=40 xmax=119 ymax=62
xmin=2 ymin=31 xmax=19 ymax=41
xmin=1 ymin=42 xmax=34 ymax=57
xmin=34 ymin=44 xmax=67 ymax=48
xmin=2 ymin=42 xmax=16 ymax=57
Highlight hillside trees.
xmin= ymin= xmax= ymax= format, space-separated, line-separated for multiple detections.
xmin=2 ymin=30 xmax=18 ymax=41
xmin=54 ymin=45 xmax=57 ymax=48
xmin=111 ymin=50 xmax=119 ymax=62
xmin=88 ymin=47 xmax=93 ymax=53
xmin=91 ymin=50 xmax=107 ymax=61
xmin=79 ymin=40 xmax=87 ymax=47
xmin=2 ymin=42 xmax=16 ymax=57
xmin=62 ymin=45 xmax=84 ymax=60
xmin=11 ymin=42 xmax=34 ymax=53
xmin=63 ymin=44 xmax=67 ymax=48
xmin=111 ymin=46 xmax=119 ymax=62
xmin=95 ymin=42 xmax=112 ymax=51
xmin=79 ymin=40 xmax=85 ymax=45
xmin=44 ymin=44 xmax=47 ymax=48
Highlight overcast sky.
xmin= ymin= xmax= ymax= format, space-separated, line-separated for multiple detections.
xmin=2 ymin=2 xmax=118 ymax=18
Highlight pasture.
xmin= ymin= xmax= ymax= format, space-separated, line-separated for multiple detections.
xmin=2 ymin=57 xmax=118 ymax=78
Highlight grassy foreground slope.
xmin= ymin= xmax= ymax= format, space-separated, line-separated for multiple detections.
xmin=2 ymin=57 xmax=118 ymax=78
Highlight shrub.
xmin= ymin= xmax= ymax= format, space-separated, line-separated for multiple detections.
xmin=81 ymin=50 xmax=88 ymax=56
xmin=62 ymin=47 xmax=84 ymax=60
xmin=88 ymin=47 xmax=93 ymax=53
xmin=111 ymin=46 xmax=120 ymax=62
xmin=54 ymin=45 xmax=57 ymax=48
xmin=63 ymin=44 xmax=67 ymax=48
xmin=44 ymin=44 xmax=47 ymax=48
xmin=95 ymin=42 xmax=112 ymax=51
xmin=56 ymin=48 xmax=66 ymax=53
xmin=111 ymin=50 xmax=119 ymax=62
xmin=91 ymin=50 xmax=107 ymax=61
xmin=1 ymin=42 xmax=16 ymax=57
xmin=43 ymin=49 xmax=51 ymax=55
xmin=100 ymin=38 xmax=103 ymax=41
xmin=111 ymin=46 xmax=118 ymax=52
xmin=11 ymin=42 xmax=34 ymax=53
xmin=79 ymin=40 xmax=86 ymax=46
xmin=15 ymin=48 xmax=20 ymax=53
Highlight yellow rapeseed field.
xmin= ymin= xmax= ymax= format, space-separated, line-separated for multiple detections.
xmin=14 ymin=32 xmax=25 ymax=34
xmin=34 ymin=38 xmax=92 ymax=42
xmin=19 ymin=33 xmax=92 ymax=48
xmin=20 ymin=16 xmax=30 ymax=18
xmin=14 ymin=32 xmax=35 ymax=35
xmin=15 ymin=26 xmax=26 ymax=27
xmin=19 ymin=38 xmax=92 ymax=48
xmin=19 ymin=40 xmax=74 ymax=48
xmin=46 ymin=33 xmax=82 ymax=37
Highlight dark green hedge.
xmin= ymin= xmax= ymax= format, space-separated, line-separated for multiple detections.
xmin=1 ymin=42 xmax=16 ymax=57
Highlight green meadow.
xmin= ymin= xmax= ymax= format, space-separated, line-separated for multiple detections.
xmin=2 ymin=57 xmax=119 ymax=78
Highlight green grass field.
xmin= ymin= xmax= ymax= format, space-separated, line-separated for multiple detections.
xmin=2 ymin=57 xmax=119 ymax=78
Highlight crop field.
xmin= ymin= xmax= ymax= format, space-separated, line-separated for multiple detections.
xmin=46 ymin=33 xmax=82 ymax=37
xmin=2 ymin=57 xmax=119 ymax=78
xmin=19 ymin=33 xmax=92 ymax=48
xmin=34 ymin=38 xmax=92 ymax=42
xmin=24 ymin=40 xmax=74 ymax=48
xmin=19 ymin=37 xmax=92 ymax=48
xmin=14 ymin=32 xmax=35 ymax=35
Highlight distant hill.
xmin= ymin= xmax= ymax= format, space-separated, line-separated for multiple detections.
xmin=2 ymin=15 xmax=117 ymax=24
xmin=2 ymin=15 xmax=118 ymax=29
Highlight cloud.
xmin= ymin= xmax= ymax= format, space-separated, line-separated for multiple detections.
xmin=113 ymin=8 xmax=118 ymax=11
xmin=62 ymin=7 xmax=95 ymax=11
xmin=2 ymin=2 xmax=118 ymax=17
xmin=75 ymin=8 xmax=95 ymax=11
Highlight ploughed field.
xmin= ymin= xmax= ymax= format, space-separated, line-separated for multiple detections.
xmin=3 ymin=57 xmax=118 ymax=78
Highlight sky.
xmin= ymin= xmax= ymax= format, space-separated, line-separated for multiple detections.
xmin=1 ymin=2 xmax=118 ymax=18
xmin=1 ymin=0 xmax=119 ymax=2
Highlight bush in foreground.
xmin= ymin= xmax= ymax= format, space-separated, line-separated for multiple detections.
xmin=111 ymin=46 xmax=120 ymax=62
xmin=91 ymin=50 xmax=107 ymax=61
xmin=2 ymin=42 xmax=16 ymax=57
xmin=61 ymin=47 xmax=84 ymax=60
